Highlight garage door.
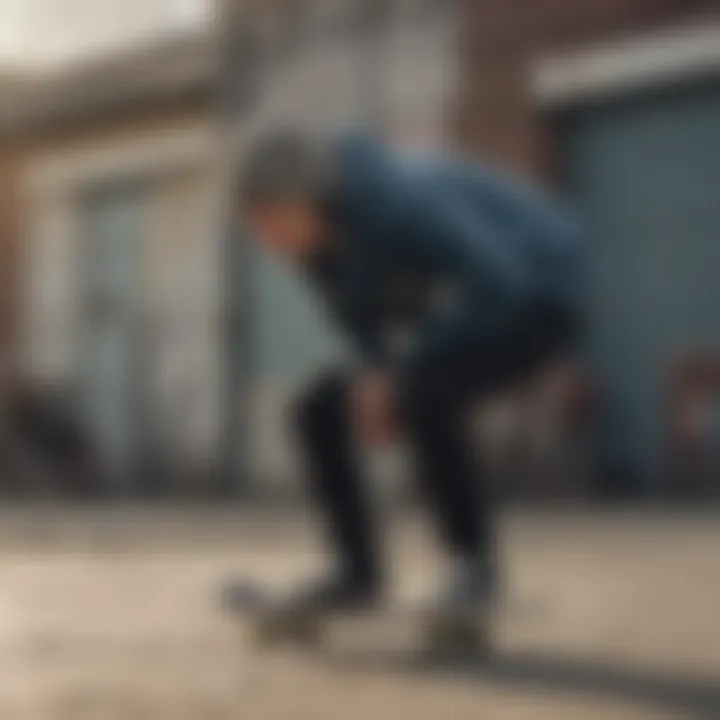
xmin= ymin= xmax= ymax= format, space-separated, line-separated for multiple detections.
xmin=562 ymin=83 xmax=720 ymax=494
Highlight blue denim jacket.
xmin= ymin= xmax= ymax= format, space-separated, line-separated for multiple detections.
xmin=308 ymin=133 xmax=583 ymax=371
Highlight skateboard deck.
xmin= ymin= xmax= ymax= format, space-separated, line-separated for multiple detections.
xmin=222 ymin=580 xmax=493 ymax=656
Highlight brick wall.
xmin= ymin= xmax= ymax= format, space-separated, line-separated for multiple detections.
xmin=0 ymin=143 xmax=24 ymax=356
xmin=456 ymin=0 xmax=720 ymax=178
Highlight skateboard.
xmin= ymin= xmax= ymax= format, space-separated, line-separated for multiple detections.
xmin=221 ymin=580 xmax=493 ymax=657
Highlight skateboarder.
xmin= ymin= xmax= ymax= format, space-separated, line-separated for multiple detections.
xmin=234 ymin=130 xmax=582 ymax=622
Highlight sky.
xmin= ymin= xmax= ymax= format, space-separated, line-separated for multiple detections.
xmin=0 ymin=0 xmax=209 ymax=71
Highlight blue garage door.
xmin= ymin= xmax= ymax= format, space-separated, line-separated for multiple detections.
xmin=562 ymin=83 xmax=720 ymax=494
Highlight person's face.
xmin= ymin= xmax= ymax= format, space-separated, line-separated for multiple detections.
xmin=243 ymin=198 xmax=325 ymax=262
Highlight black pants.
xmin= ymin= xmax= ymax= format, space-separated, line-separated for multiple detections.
xmin=292 ymin=301 xmax=579 ymax=584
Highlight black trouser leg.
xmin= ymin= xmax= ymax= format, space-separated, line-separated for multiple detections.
xmin=397 ymin=300 xmax=581 ymax=564
xmin=401 ymin=371 xmax=493 ymax=563
xmin=292 ymin=371 xmax=381 ymax=586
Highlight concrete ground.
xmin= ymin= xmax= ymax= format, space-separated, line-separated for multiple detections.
xmin=0 ymin=506 xmax=718 ymax=719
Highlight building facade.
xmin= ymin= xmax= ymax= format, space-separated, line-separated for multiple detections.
xmin=0 ymin=1 xmax=459 ymax=496
xmin=0 ymin=0 xmax=719 ymax=497
xmin=0 ymin=37 xmax=220 ymax=494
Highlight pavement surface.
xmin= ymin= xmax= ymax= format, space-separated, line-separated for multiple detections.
xmin=0 ymin=506 xmax=718 ymax=719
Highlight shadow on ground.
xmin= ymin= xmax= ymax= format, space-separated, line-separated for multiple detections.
xmin=320 ymin=647 xmax=720 ymax=719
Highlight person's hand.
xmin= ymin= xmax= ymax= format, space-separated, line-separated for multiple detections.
xmin=351 ymin=370 xmax=397 ymax=447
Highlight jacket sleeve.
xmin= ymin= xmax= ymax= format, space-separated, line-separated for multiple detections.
xmin=403 ymin=195 xmax=531 ymax=372
xmin=306 ymin=247 xmax=390 ymax=368
xmin=343 ymin=311 xmax=388 ymax=367
xmin=337 ymin=259 xmax=391 ymax=368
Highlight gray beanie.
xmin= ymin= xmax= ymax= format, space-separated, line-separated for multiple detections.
xmin=239 ymin=129 xmax=336 ymax=206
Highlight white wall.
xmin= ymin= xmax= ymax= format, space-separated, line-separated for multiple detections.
xmin=22 ymin=121 xmax=222 ymax=474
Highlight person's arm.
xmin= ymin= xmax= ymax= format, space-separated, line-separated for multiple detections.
xmin=339 ymin=296 xmax=388 ymax=369
xmin=311 ymin=278 xmax=397 ymax=445
xmin=403 ymin=195 xmax=530 ymax=372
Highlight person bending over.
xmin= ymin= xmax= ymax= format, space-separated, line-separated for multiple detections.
xmin=236 ymin=130 xmax=582 ymax=616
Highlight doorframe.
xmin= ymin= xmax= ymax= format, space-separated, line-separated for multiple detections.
xmin=21 ymin=122 xmax=219 ymax=492
xmin=22 ymin=121 xmax=218 ymax=376
xmin=533 ymin=18 xmax=720 ymax=109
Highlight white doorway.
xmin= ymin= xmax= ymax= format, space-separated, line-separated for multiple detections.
xmin=81 ymin=182 xmax=147 ymax=493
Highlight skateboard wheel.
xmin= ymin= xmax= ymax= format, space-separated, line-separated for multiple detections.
xmin=253 ymin=612 xmax=323 ymax=650
xmin=423 ymin=617 xmax=490 ymax=658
